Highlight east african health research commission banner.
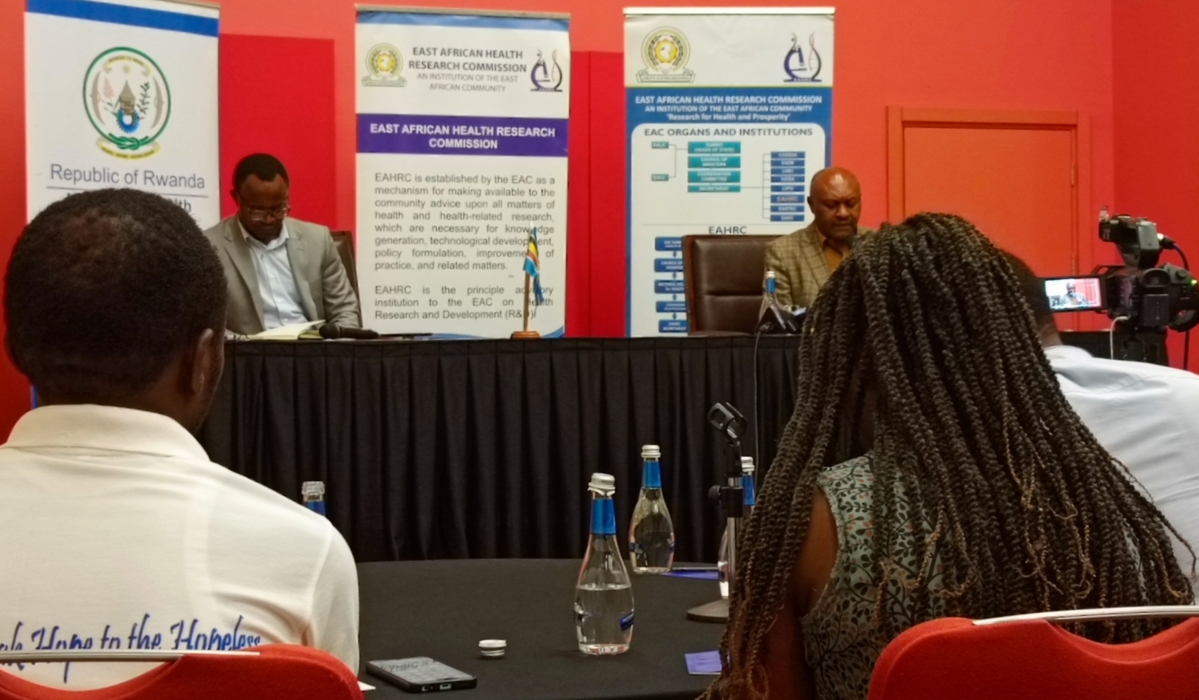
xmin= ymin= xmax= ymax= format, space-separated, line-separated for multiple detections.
xmin=625 ymin=8 xmax=834 ymax=336
xmin=25 ymin=0 xmax=220 ymax=227
xmin=357 ymin=9 xmax=570 ymax=337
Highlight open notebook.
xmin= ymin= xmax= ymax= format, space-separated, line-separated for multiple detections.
xmin=250 ymin=320 xmax=325 ymax=340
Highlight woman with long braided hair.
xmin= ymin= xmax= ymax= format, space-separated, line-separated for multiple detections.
xmin=706 ymin=213 xmax=1194 ymax=700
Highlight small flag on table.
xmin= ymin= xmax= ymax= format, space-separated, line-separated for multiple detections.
xmin=524 ymin=227 xmax=545 ymax=305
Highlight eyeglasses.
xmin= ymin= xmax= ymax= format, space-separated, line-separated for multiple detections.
xmin=242 ymin=203 xmax=291 ymax=221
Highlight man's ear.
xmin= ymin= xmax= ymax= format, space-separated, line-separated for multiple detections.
xmin=187 ymin=328 xmax=219 ymax=396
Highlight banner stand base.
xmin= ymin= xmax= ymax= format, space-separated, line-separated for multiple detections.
xmin=686 ymin=598 xmax=728 ymax=623
xmin=511 ymin=330 xmax=542 ymax=340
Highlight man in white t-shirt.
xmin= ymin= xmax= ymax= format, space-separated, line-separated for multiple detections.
xmin=1005 ymin=252 xmax=1199 ymax=582
xmin=0 ymin=189 xmax=359 ymax=689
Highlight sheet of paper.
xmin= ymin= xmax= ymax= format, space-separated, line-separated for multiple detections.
xmin=686 ymin=651 xmax=722 ymax=675
xmin=359 ymin=681 xmax=375 ymax=691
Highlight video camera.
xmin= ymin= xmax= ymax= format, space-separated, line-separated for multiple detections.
xmin=1095 ymin=214 xmax=1198 ymax=333
xmin=1048 ymin=215 xmax=1198 ymax=333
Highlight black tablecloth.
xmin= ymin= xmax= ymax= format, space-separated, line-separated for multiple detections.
xmin=198 ymin=337 xmax=801 ymax=562
xmin=357 ymin=560 xmax=723 ymax=700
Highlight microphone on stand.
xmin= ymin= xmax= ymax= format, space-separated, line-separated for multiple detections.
xmin=687 ymin=402 xmax=749 ymax=623
xmin=757 ymin=271 xmax=804 ymax=335
xmin=319 ymin=323 xmax=380 ymax=340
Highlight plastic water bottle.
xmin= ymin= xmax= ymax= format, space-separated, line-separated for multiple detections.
xmin=765 ymin=270 xmax=779 ymax=305
xmin=301 ymin=481 xmax=326 ymax=516
xmin=629 ymin=445 xmax=675 ymax=573
xmin=718 ymin=457 xmax=757 ymax=598
xmin=575 ymin=473 xmax=634 ymax=655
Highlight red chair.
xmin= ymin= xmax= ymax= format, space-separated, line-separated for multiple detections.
xmin=0 ymin=645 xmax=363 ymax=700
xmin=869 ymin=606 xmax=1199 ymax=700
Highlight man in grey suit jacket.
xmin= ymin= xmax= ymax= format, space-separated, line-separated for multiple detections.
xmin=204 ymin=154 xmax=360 ymax=336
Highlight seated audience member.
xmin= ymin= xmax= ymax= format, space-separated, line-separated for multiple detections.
xmin=762 ymin=166 xmax=870 ymax=312
xmin=205 ymin=153 xmax=360 ymax=335
xmin=1005 ymin=251 xmax=1199 ymax=581
xmin=706 ymin=213 xmax=1193 ymax=700
xmin=1 ymin=189 xmax=359 ymax=688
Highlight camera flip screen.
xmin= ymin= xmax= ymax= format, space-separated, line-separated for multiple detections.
xmin=1044 ymin=276 xmax=1106 ymax=312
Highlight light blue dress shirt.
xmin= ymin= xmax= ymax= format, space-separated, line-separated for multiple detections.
xmin=239 ymin=221 xmax=309 ymax=330
xmin=1047 ymin=343 xmax=1199 ymax=590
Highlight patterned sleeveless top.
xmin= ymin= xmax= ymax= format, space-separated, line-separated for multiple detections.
xmin=800 ymin=456 xmax=946 ymax=700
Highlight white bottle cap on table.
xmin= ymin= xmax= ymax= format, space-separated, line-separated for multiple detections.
xmin=641 ymin=444 xmax=661 ymax=460
xmin=741 ymin=456 xmax=756 ymax=474
xmin=479 ymin=639 xmax=507 ymax=658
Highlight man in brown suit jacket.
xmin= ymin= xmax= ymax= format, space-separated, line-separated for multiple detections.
xmin=763 ymin=167 xmax=869 ymax=310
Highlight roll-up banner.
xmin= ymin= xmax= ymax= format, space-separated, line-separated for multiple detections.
xmin=25 ymin=0 xmax=221 ymax=226
xmin=625 ymin=8 xmax=835 ymax=336
xmin=356 ymin=7 xmax=571 ymax=337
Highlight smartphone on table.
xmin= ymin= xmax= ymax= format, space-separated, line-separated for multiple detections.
xmin=367 ymin=657 xmax=477 ymax=693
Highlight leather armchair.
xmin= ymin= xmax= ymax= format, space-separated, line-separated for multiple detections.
xmin=330 ymin=231 xmax=359 ymax=298
xmin=682 ymin=235 xmax=779 ymax=335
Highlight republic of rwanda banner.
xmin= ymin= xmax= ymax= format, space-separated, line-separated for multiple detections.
xmin=625 ymin=8 xmax=835 ymax=336
xmin=25 ymin=0 xmax=220 ymax=227
xmin=356 ymin=8 xmax=570 ymax=338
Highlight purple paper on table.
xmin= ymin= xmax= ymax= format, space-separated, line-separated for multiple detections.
xmin=686 ymin=651 xmax=723 ymax=675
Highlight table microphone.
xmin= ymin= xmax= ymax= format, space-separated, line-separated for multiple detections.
xmin=319 ymin=323 xmax=380 ymax=340
xmin=756 ymin=302 xmax=803 ymax=335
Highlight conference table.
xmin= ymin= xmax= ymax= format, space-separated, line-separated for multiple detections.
xmin=357 ymin=560 xmax=724 ymax=699
xmin=197 ymin=336 xmax=802 ymax=563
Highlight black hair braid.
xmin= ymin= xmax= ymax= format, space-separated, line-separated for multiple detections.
xmin=703 ymin=213 xmax=1194 ymax=700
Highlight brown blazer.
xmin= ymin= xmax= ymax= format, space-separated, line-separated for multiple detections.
xmin=763 ymin=222 xmax=870 ymax=310
xmin=203 ymin=216 xmax=361 ymax=335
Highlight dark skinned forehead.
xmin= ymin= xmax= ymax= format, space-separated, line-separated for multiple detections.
xmin=811 ymin=168 xmax=861 ymax=199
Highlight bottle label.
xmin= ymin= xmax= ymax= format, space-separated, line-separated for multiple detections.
xmin=743 ymin=475 xmax=756 ymax=508
xmin=304 ymin=501 xmax=327 ymax=517
xmin=591 ymin=498 xmax=617 ymax=536
xmin=619 ymin=612 xmax=635 ymax=631
xmin=642 ymin=460 xmax=662 ymax=490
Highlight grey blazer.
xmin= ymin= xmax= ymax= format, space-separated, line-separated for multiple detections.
xmin=203 ymin=216 xmax=361 ymax=335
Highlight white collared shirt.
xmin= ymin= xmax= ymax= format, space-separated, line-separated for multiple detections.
xmin=0 ymin=405 xmax=359 ymax=688
xmin=1047 ymin=344 xmax=1199 ymax=583
xmin=239 ymin=221 xmax=309 ymax=330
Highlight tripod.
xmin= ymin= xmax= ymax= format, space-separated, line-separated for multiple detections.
xmin=1111 ymin=327 xmax=1168 ymax=365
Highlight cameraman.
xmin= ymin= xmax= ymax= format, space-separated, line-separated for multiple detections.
xmin=1005 ymin=251 xmax=1199 ymax=583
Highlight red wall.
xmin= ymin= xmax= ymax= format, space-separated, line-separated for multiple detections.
xmin=1 ymin=0 xmax=27 ymax=435
xmin=1111 ymin=0 xmax=1199 ymax=368
xmin=0 ymin=0 xmax=1125 ymax=435
xmin=219 ymin=35 xmax=337 ymax=225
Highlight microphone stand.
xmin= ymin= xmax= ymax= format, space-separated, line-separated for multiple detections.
xmin=688 ymin=403 xmax=747 ymax=623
